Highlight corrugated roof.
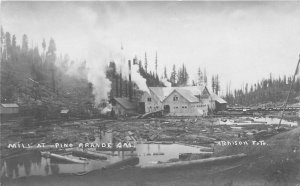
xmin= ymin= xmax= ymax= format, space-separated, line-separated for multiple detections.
xmin=1 ymin=103 xmax=19 ymax=108
xmin=114 ymin=98 xmax=136 ymax=110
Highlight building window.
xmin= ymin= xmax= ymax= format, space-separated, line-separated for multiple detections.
xmin=173 ymin=96 xmax=178 ymax=101
xmin=147 ymin=97 xmax=152 ymax=102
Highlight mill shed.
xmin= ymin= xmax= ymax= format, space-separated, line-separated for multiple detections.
xmin=140 ymin=86 xmax=227 ymax=116
xmin=112 ymin=98 xmax=137 ymax=116
xmin=0 ymin=103 xmax=19 ymax=114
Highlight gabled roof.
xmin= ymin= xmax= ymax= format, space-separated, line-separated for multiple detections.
xmin=209 ymin=92 xmax=227 ymax=104
xmin=114 ymin=98 xmax=136 ymax=110
xmin=1 ymin=103 xmax=19 ymax=108
xmin=173 ymin=89 xmax=199 ymax=102
xmin=60 ymin=109 xmax=69 ymax=114
xmin=149 ymin=87 xmax=174 ymax=102
xmin=147 ymin=86 xmax=227 ymax=104
xmin=149 ymin=86 xmax=205 ymax=102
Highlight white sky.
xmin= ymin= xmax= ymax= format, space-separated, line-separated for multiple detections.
xmin=2 ymin=1 xmax=300 ymax=94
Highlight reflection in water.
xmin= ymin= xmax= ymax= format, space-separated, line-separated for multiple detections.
xmin=50 ymin=164 xmax=60 ymax=175
xmin=3 ymin=151 xmax=42 ymax=179
xmin=45 ymin=164 xmax=49 ymax=175
xmin=1 ymin=144 xmax=203 ymax=179
xmin=1 ymin=132 xmax=204 ymax=179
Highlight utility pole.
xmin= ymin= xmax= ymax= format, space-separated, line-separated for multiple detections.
xmin=278 ymin=54 xmax=300 ymax=128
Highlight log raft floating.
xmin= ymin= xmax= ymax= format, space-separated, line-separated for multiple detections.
xmin=140 ymin=153 xmax=247 ymax=169
xmin=104 ymin=157 xmax=139 ymax=169
xmin=40 ymin=151 xmax=88 ymax=164
xmin=71 ymin=150 xmax=108 ymax=160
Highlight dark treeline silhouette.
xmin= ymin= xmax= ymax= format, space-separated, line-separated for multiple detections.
xmin=1 ymin=28 xmax=94 ymax=118
xmin=224 ymin=74 xmax=300 ymax=106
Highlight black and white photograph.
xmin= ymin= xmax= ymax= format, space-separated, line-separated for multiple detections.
xmin=1 ymin=1 xmax=300 ymax=186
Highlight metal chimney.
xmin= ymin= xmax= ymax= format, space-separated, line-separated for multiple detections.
xmin=128 ymin=60 xmax=132 ymax=100
xmin=120 ymin=71 xmax=122 ymax=97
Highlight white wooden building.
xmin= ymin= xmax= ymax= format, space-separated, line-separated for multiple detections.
xmin=140 ymin=86 xmax=226 ymax=116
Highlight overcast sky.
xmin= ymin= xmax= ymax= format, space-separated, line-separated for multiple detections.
xmin=2 ymin=1 xmax=300 ymax=94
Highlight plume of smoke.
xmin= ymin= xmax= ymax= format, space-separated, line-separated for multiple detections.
xmin=67 ymin=6 xmax=150 ymax=103
xmin=87 ymin=63 xmax=111 ymax=104
xmin=132 ymin=64 xmax=150 ymax=93
xmin=76 ymin=8 xmax=116 ymax=104
xmin=161 ymin=78 xmax=172 ymax=87
xmin=114 ymin=47 xmax=150 ymax=94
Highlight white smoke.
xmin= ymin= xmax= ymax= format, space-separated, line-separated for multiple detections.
xmin=113 ymin=44 xmax=150 ymax=94
xmin=132 ymin=64 xmax=150 ymax=94
xmin=161 ymin=78 xmax=172 ymax=87
xmin=64 ymin=7 xmax=150 ymax=103
xmin=76 ymin=8 xmax=116 ymax=104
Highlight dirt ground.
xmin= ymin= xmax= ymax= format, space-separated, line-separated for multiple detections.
xmin=1 ymin=118 xmax=299 ymax=186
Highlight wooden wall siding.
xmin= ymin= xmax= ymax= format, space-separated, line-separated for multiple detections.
xmin=163 ymin=92 xmax=207 ymax=116
xmin=0 ymin=107 xmax=19 ymax=114
xmin=114 ymin=104 xmax=126 ymax=116
xmin=113 ymin=103 xmax=136 ymax=116
xmin=140 ymin=88 xmax=216 ymax=116
xmin=201 ymin=87 xmax=210 ymax=99
xmin=141 ymin=91 xmax=163 ymax=113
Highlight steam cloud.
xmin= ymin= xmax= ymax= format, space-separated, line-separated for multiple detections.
xmin=161 ymin=78 xmax=171 ymax=87
xmin=78 ymin=7 xmax=149 ymax=104
xmin=131 ymin=64 xmax=150 ymax=94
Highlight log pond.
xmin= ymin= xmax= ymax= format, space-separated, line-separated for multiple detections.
xmin=1 ymin=143 xmax=207 ymax=179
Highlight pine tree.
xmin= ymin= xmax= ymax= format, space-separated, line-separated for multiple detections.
xmin=164 ymin=66 xmax=168 ymax=79
xmin=4 ymin=32 xmax=11 ymax=60
xmin=22 ymin=34 xmax=28 ymax=52
xmin=0 ymin=27 xmax=4 ymax=60
xmin=203 ymin=68 xmax=207 ymax=85
xmin=155 ymin=51 xmax=158 ymax=76
xmin=211 ymin=76 xmax=215 ymax=93
xmin=12 ymin=35 xmax=16 ymax=48
xmin=215 ymin=75 xmax=220 ymax=95
xmin=198 ymin=67 xmax=203 ymax=86
xmin=47 ymin=38 xmax=57 ymax=92
xmin=5 ymin=32 xmax=11 ymax=50
xmin=170 ymin=64 xmax=177 ymax=86
xmin=144 ymin=52 xmax=148 ymax=73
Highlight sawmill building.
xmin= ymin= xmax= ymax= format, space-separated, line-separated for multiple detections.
xmin=140 ymin=86 xmax=227 ymax=116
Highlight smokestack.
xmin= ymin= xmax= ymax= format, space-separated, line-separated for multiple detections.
xmin=120 ymin=72 xmax=122 ymax=97
xmin=128 ymin=60 xmax=132 ymax=100
xmin=115 ymin=76 xmax=118 ymax=97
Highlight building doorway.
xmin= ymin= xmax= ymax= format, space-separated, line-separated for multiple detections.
xmin=139 ymin=102 xmax=145 ymax=114
xmin=164 ymin=105 xmax=170 ymax=113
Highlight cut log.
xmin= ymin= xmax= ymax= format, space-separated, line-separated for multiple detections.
xmin=44 ymin=152 xmax=88 ymax=164
xmin=141 ymin=153 xmax=247 ymax=169
xmin=104 ymin=157 xmax=139 ymax=169
xmin=72 ymin=150 xmax=107 ymax=160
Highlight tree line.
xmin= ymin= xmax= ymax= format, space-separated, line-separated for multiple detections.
xmin=224 ymin=74 xmax=300 ymax=106
xmin=1 ymin=28 xmax=94 ymax=117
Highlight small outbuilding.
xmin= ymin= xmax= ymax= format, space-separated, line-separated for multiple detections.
xmin=60 ymin=109 xmax=70 ymax=119
xmin=112 ymin=98 xmax=137 ymax=116
xmin=0 ymin=103 xmax=19 ymax=114
xmin=209 ymin=93 xmax=227 ymax=112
